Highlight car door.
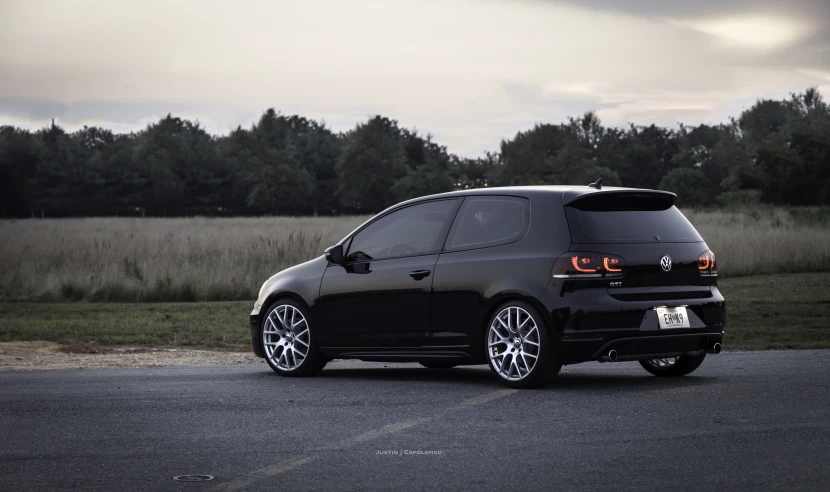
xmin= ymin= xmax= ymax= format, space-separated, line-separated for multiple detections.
xmin=430 ymin=196 xmax=533 ymax=350
xmin=315 ymin=198 xmax=461 ymax=349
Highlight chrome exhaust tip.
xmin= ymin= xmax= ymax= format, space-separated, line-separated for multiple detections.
xmin=706 ymin=342 xmax=722 ymax=354
xmin=599 ymin=349 xmax=618 ymax=363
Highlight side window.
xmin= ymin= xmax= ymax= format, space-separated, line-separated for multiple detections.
xmin=346 ymin=200 xmax=458 ymax=262
xmin=449 ymin=197 xmax=527 ymax=249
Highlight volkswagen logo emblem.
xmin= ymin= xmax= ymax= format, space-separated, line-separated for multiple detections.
xmin=660 ymin=255 xmax=672 ymax=272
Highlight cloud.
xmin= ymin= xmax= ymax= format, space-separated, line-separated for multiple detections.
xmin=1 ymin=0 xmax=829 ymax=156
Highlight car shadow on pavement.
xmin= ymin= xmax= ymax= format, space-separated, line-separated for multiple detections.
xmin=262 ymin=364 xmax=719 ymax=392
xmin=316 ymin=366 xmax=502 ymax=387
xmin=547 ymin=371 xmax=717 ymax=392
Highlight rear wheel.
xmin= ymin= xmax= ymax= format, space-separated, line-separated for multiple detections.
xmin=262 ymin=300 xmax=326 ymax=377
xmin=419 ymin=362 xmax=458 ymax=369
xmin=485 ymin=301 xmax=560 ymax=389
xmin=638 ymin=353 xmax=706 ymax=377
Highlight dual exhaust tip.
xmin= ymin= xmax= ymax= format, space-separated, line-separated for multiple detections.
xmin=600 ymin=342 xmax=722 ymax=362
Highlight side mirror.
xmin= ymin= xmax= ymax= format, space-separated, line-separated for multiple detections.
xmin=325 ymin=244 xmax=344 ymax=264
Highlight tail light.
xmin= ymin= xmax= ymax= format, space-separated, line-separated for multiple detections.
xmin=698 ymin=250 xmax=717 ymax=276
xmin=552 ymin=253 xmax=626 ymax=278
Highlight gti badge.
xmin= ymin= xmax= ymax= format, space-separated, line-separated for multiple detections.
xmin=660 ymin=255 xmax=672 ymax=272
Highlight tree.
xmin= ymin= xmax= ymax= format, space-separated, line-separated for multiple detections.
xmin=246 ymin=155 xmax=314 ymax=215
xmin=498 ymin=124 xmax=566 ymax=185
xmin=0 ymin=88 xmax=827 ymax=217
xmin=0 ymin=126 xmax=40 ymax=217
xmin=658 ymin=168 xmax=717 ymax=207
xmin=336 ymin=116 xmax=408 ymax=213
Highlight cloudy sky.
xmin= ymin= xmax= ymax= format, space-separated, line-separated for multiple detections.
xmin=1 ymin=0 xmax=829 ymax=156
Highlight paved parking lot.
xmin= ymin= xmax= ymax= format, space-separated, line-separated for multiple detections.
xmin=1 ymin=350 xmax=828 ymax=491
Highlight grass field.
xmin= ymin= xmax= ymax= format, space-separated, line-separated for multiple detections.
xmin=1 ymin=207 xmax=829 ymax=302
xmin=0 ymin=273 xmax=827 ymax=351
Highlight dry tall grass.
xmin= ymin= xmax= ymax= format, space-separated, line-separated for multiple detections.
xmin=0 ymin=216 xmax=367 ymax=302
xmin=1 ymin=208 xmax=828 ymax=302
xmin=684 ymin=207 xmax=830 ymax=278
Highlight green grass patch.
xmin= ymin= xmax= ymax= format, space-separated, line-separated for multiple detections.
xmin=718 ymin=273 xmax=830 ymax=350
xmin=0 ymin=273 xmax=827 ymax=350
xmin=0 ymin=301 xmax=252 ymax=349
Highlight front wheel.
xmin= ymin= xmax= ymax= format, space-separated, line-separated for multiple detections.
xmin=638 ymin=353 xmax=706 ymax=377
xmin=485 ymin=301 xmax=560 ymax=389
xmin=261 ymin=300 xmax=326 ymax=377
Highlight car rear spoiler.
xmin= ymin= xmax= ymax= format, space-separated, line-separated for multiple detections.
xmin=563 ymin=188 xmax=677 ymax=209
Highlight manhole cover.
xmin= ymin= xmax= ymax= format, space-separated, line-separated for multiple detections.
xmin=173 ymin=475 xmax=215 ymax=482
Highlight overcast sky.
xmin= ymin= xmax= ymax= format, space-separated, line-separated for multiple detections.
xmin=1 ymin=0 xmax=829 ymax=156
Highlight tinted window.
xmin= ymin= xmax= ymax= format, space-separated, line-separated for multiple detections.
xmin=450 ymin=197 xmax=526 ymax=248
xmin=566 ymin=206 xmax=702 ymax=243
xmin=346 ymin=200 xmax=457 ymax=262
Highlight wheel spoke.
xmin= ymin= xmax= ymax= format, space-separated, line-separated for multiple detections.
xmin=520 ymin=353 xmax=531 ymax=372
xmin=267 ymin=317 xmax=283 ymax=334
xmin=510 ymin=358 xmax=520 ymax=378
xmin=491 ymin=347 xmax=510 ymax=358
xmin=292 ymin=347 xmax=305 ymax=361
xmin=649 ymin=357 xmax=678 ymax=368
xmin=499 ymin=354 xmax=510 ymax=374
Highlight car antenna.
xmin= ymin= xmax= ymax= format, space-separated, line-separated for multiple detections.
xmin=588 ymin=178 xmax=603 ymax=190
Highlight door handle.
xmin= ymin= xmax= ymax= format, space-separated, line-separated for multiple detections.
xmin=409 ymin=270 xmax=431 ymax=280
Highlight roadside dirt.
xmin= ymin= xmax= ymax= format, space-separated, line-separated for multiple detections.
xmin=0 ymin=341 xmax=260 ymax=371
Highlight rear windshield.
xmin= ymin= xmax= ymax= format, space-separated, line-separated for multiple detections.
xmin=565 ymin=205 xmax=702 ymax=243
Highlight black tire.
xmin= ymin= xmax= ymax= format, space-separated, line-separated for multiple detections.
xmin=419 ymin=362 xmax=458 ymax=369
xmin=261 ymin=299 xmax=327 ymax=377
xmin=638 ymin=353 xmax=706 ymax=377
xmin=485 ymin=300 xmax=561 ymax=389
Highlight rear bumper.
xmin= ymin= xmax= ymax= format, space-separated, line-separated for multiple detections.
xmin=548 ymin=284 xmax=726 ymax=364
xmin=562 ymin=329 xmax=723 ymax=364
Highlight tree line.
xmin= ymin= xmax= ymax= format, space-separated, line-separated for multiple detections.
xmin=1 ymin=88 xmax=828 ymax=218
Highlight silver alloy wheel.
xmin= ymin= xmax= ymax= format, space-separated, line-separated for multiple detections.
xmin=487 ymin=306 xmax=540 ymax=381
xmin=263 ymin=304 xmax=310 ymax=371
xmin=646 ymin=357 xmax=678 ymax=368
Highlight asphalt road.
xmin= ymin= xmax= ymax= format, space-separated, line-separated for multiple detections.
xmin=1 ymin=351 xmax=828 ymax=492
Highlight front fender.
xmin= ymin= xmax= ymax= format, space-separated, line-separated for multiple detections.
xmin=249 ymin=255 xmax=329 ymax=357
xmin=252 ymin=255 xmax=328 ymax=315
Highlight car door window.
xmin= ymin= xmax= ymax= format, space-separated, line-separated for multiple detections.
xmin=450 ymin=197 xmax=527 ymax=248
xmin=346 ymin=200 xmax=458 ymax=262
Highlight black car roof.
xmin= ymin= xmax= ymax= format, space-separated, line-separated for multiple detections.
xmin=394 ymin=185 xmax=676 ymax=208
xmin=341 ymin=185 xmax=678 ymax=245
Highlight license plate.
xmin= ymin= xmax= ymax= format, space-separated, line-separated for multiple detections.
xmin=655 ymin=306 xmax=690 ymax=329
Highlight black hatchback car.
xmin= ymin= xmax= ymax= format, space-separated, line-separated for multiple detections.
xmin=250 ymin=184 xmax=725 ymax=388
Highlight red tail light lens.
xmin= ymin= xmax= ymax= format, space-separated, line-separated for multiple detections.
xmin=698 ymin=250 xmax=717 ymax=276
xmin=552 ymin=253 xmax=626 ymax=278
xmin=570 ymin=254 xmax=600 ymax=273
